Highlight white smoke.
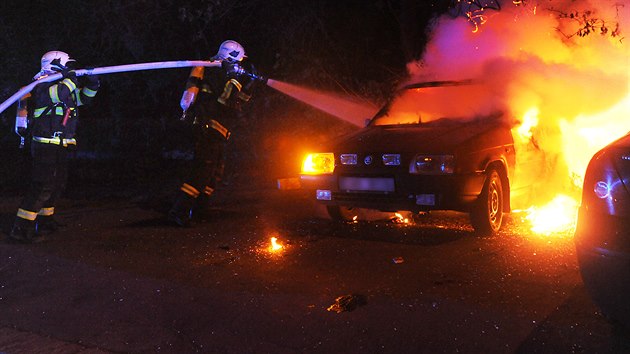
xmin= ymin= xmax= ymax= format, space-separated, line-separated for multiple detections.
xmin=407 ymin=0 xmax=630 ymax=202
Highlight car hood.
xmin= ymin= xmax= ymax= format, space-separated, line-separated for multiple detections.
xmin=331 ymin=120 xmax=512 ymax=153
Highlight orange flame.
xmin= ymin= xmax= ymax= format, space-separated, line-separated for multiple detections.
xmin=521 ymin=195 xmax=578 ymax=236
xmin=269 ymin=237 xmax=284 ymax=253
xmin=392 ymin=212 xmax=410 ymax=224
xmin=430 ymin=2 xmax=630 ymax=238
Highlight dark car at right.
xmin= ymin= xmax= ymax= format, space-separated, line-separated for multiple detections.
xmin=575 ymin=132 xmax=630 ymax=330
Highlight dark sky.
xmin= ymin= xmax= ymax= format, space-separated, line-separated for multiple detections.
xmin=0 ymin=0 xmax=445 ymax=158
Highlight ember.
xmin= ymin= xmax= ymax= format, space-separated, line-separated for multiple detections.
xmin=392 ymin=212 xmax=410 ymax=224
xmin=269 ymin=237 xmax=284 ymax=253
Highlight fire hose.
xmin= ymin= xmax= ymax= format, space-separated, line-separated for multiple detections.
xmin=0 ymin=60 xmax=222 ymax=115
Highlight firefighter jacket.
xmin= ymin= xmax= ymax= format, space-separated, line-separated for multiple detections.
xmin=183 ymin=59 xmax=259 ymax=140
xmin=26 ymin=74 xmax=99 ymax=141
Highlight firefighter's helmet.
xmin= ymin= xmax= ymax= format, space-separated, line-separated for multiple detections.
xmin=215 ymin=40 xmax=246 ymax=62
xmin=40 ymin=51 xmax=75 ymax=73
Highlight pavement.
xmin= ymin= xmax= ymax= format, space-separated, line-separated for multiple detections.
xmin=1 ymin=184 xmax=629 ymax=353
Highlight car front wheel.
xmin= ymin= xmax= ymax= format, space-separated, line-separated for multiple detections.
xmin=470 ymin=168 xmax=504 ymax=236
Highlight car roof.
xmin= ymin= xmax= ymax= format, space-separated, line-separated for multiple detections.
xmin=402 ymin=79 xmax=478 ymax=90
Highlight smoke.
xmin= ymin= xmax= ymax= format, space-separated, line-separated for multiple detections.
xmin=407 ymin=0 xmax=630 ymax=204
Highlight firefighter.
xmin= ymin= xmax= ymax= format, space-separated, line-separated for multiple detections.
xmin=169 ymin=40 xmax=265 ymax=227
xmin=8 ymin=51 xmax=99 ymax=243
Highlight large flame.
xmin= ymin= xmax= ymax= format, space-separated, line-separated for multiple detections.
xmin=411 ymin=0 xmax=629 ymax=236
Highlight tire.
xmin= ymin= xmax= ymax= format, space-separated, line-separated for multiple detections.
xmin=326 ymin=205 xmax=356 ymax=221
xmin=470 ymin=168 xmax=504 ymax=236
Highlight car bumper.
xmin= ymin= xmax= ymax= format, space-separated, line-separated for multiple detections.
xmin=575 ymin=209 xmax=630 ymax=327
xmin=300 ymin=172 xmax=485 ymax=212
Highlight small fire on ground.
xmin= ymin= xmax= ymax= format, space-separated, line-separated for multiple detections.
xmin=269 ymin=236 xmax=284 ymax=253
xmin=514 ymin=195 xmax=579 ymax=236
xmin=254 ymin=235 xmax=288 ymax=259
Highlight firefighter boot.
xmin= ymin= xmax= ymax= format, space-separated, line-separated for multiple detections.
xmin=7 ymin=218 xmax=42 ymax=244
xmin=36 ymin=215 xmax=65 ymax=235
xmin=168 ymin=192 xmax=195 ymax=227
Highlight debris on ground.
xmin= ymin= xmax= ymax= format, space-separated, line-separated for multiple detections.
xmin=326 ymin=294 xmax=367 ymax=313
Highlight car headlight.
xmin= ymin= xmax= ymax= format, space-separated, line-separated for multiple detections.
xmin=409 ymin=154 xmax=454 ymax=174
xmin=301 ymin=153 xmax=335 ymax=175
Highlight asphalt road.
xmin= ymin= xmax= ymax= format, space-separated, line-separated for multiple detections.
xmin=0 ymin=182 xmax=628 ymax=353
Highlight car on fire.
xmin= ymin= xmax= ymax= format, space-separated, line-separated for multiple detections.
xmin=575 ymin=133 xmax=630 ymax=329
xmin=300 ymin=80 xmax=545 ymax=235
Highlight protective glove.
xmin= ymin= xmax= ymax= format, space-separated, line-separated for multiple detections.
xmin=222 ymin=59 xmax=244 ymax=78
xmin=86 ymin=74 xmax=99 ymax=85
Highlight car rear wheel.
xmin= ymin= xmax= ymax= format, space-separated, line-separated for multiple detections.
xmin=470 ymin=168 xmax=504 ymax=236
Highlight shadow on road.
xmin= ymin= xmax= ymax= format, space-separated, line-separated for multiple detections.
xmin=278 ymin=215 xmax=472 ymax=246
xmin=516 ymin=284 xmax=630 ymax=353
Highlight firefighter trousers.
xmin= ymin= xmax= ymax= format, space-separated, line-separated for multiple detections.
xmin=16 ymin=141 xmax=71 ymax=222
xmin=183 ymin=124 xmax=226 ymax=199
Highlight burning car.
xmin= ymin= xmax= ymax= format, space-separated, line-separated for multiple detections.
xmin=575 ymin=133 xmax=630 ymax=329
xmin=300 ymin=80 xmax=545 ymax=235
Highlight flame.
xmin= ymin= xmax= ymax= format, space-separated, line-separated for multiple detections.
xmin=408 ymin=1 xmax=629 ymax=238
xmin=522 ymin=195 xmax=579 ymax=236
xmin=515 ymin=107 xmax=539 ymax=140
xmin=392 ymin=212 xmax=410 ymax=224
xmin=269 ymin=237 xmax=284 ymax=253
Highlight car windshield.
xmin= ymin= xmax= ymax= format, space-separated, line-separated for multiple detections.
xmin=370 ymin=81 xmax=497 ymax=126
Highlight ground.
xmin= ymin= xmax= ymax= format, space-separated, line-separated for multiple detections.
xmin=0 ymin=163 xmax=629 ymax=353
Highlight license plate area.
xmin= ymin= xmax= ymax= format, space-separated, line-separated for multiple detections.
xmin=338 ymin=176 xmax=395 ymax=192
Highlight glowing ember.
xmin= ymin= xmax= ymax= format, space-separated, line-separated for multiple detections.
xmin=269 ymin=237 xmax=284 ymax=253
xmin=392 ymin=212 xmax=410 ymax=224
xmin=522 ymin=195 xmax=578 ymax=236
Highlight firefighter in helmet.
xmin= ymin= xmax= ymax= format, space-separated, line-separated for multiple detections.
xmin=8 ymin=51 xmax=100 ymax=243
xmin=169 ymin=40 xmax=266 ymax=227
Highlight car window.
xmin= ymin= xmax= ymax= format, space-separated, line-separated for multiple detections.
xmin=371 ymin=81 xmax=497 ymax=126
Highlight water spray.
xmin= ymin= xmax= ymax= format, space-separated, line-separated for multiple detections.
xmin=265 ymin=79 xmax=378 ymax=127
